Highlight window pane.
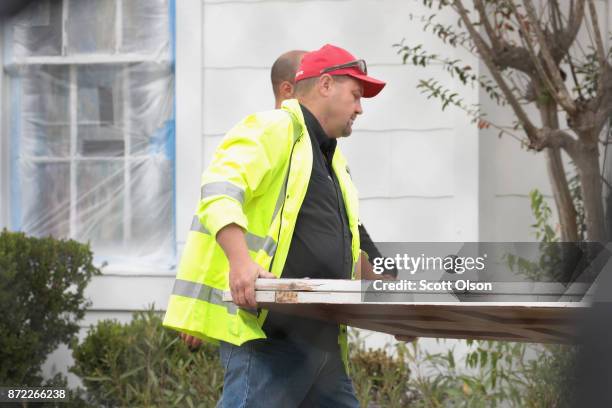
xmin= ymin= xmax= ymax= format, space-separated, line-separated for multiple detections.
xmin=122 ymin=0 xmax=169 ymax=54
xmin=10 ymin=0 xmax=63 ymax=58
xmin=76 ymin=161 xmax=124 ymax=255
xmin=9 ymin=1 xmax=175 ymax=266
xmin=128 ymin=64 xmax=173 ymax=155
xmin=21 ymin=161 xmax=70 ymax=238
xmin=77 ymin=65 xmax=124 ymax=157
xmin=78 ymin=125 xmax=124 ymax=156
xmin=67 ymin=0 xmax=116 ymax=54
xmin=21 ymin=65 xmax=70 ymax=157
xmin=128 ymin=157 xmax=173 ymax=261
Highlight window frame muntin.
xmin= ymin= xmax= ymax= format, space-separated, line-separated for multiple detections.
xmin=3 ymin=0 xmax=176 ymax=270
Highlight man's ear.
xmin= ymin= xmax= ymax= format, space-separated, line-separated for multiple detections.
xmin=318 ymin=74 xmax=333 ymax=96
xmin=280 ymin=81 xmax=294 ymax=100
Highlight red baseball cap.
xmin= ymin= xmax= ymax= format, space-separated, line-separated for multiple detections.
xmin=295 ymin=44 xmax=386 ymax=98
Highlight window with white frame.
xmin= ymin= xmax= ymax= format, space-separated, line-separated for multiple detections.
xmin=4 ymin=0 xmax=175 ymax=267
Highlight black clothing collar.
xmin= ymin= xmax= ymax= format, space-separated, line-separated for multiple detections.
xmin=300 ymin=104 xmax=337 ymax=158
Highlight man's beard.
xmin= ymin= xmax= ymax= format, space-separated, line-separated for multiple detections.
xmin=341 ymin=121 xmax=353 ymax=137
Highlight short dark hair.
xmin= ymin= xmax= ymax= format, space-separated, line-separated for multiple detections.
xmin=271 ymin=50 xmax=307 ymax=98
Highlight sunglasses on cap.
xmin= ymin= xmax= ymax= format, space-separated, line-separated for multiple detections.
xmin=320 ymin=59 xmax=367 ymax=75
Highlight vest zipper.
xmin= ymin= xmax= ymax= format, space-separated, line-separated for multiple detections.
xmin=329 ymin=160 xmax=351 ymax=279
xmin=268 ymin=133 xmax=301 ymax=274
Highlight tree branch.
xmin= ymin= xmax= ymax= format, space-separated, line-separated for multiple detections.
xmin=594 ymin=74 xmax=612 ymax=132
xmin=532 ymin=128 xmax=579 ymax=160
xmin=523 ymin=0 xmax=578 ymax=114
xmin=587 ymin=0 xmax=607 ymax=99
xmin=473 ymin=0 xmax=501 ymax=50
xmin=551 ymin=0 xmax=586 ymax=62
xmin=474 ymin=0 xmax=582 ymax=77
xmin=549 ymin=0 xmax=561 ymax=34
xmin=452 ymin=0 xmax=539 ymax=140
xmin=507 ymin=1 xmax=568 ymax=109
xmin=491 ymin=43 xmax=537 ymax=74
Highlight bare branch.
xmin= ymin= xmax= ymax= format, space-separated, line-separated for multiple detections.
xmin=507 ymin=1 xmax=567 ymax=109
xmin=553 ymin=0 xmax=586 ymax=61
xmin=452 ymin=0 xmax=539 ymax=140
xmin=491 ymin=43 xmax=536 ymax=74
xmin=532 ymin=128 xmax=579 ymax=160
xmin=594 ymin=75 xmax=612 ymax=131
xmin=567 ymin=52 xmax=585 ymax=100
xmin=477 ymin=0 xmax=537 ymax=74
xmin=480 ymin=119 xmax=529 ymax=145
xmin=587 ymin=0 xmax=607 ymax=97
xmin=523 ymin=0 xmax=578 ymax=114
xmin=473 ymin=0 xmax=500 ymax=50
xmin=472 ymin=0 xmax=582 ymax=77
xmin=549 ymin=0 xmax=561 ymax=34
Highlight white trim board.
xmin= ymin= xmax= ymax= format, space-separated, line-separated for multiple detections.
xmin=0 ymin=22 xmax=6 ymax=229
xmin=175 ymin=0 xmax=203 ymax=248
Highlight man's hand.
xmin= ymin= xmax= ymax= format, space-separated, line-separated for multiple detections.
xmin=179 ymin=332 xmax=203 ymax=350
xmin=229 ymin=257 xmax=275 ymax=309
xmin=216 ymin=223 xmax=276 ymax=309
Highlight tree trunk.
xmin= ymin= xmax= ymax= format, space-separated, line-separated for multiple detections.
xmin=545 ymin=147 xmax=578 ymax=242
xmin=575 ymin=143 xmax=607 ymax=242
xmin=539 ymin=102 xmax=578 ymax=242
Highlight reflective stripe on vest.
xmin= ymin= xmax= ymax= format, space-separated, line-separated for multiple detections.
xmin=201 ymin=181 xmax=245 ymax=204
xmin=171 ymin=278 xmax=257 ymax=316
xmin=190 ymin=117 xmax=302 ymax=259
xmin=190 ymin=216 xmax=277 ymax=257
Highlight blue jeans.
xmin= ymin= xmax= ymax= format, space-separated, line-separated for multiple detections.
xmin=216 ymin=337 xmax=360 ymax=408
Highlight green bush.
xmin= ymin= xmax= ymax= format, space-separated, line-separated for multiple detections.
xmin=349 ymin=330 xmax=417 ymax=407
xmin=71 ymin=311 xmax=576 ymax=407
xmin=71 ymin=309 xmax=224 ymax=408
xmin=401 ymin=338 xmax=577 ymax=408
xmin=72 ymin=311 xmax=419 ymax=408
xmin=349 ymin=330 xmax=576 ymax=408
xmin=0 ymin=229 xmax=100 ymax=387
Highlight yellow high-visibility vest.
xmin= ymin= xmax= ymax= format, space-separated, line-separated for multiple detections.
xmin=163 ymin=98 xmax=360 ymax=371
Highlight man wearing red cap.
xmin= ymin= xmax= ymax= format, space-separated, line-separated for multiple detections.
xmin=270 ymin=49 xmax=397 ymax=281
xmin=164 ymin=44 xmax=385 ymax=407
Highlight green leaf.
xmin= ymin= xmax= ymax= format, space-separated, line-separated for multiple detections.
xmin=120 ymin=366 xmax=145 ymax=380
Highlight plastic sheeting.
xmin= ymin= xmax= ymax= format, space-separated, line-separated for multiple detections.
xmin=4 ymin=0 xmax=175 ymax=268
xmin=8 ymin=0 xmax=171 ymax=59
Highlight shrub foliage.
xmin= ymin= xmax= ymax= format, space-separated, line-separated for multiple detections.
xmin=0 ymin=229 xmax=100 ymax=387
